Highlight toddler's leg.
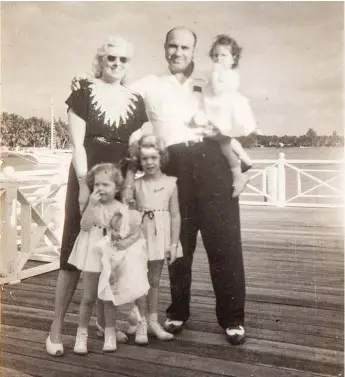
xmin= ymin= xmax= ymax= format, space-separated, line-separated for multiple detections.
xmin=74 ymin=272 xmax=99 ymax=355
xmin=102 ymin=301 xmax=118 ymax=352
xmin=96 ymin=299 xmax=128 ymax=343
xmin=230 ymin=138 xmax=253 ymax=172
xmin=219 ymin=139 xmax=250 ymax=198
xmin=134 ymin=295 xmax=148 ymax=345
xmin=147 ymin=260 xmax=174 ymax=340
xmin=127 ymin=304 xmax=140 ymax=335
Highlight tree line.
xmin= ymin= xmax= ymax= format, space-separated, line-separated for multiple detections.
xmin=1 ymin=112 xmax=69 ymax=150
xmin=239 ymin=128 xmax=344 ymax=148
xmin=1 ymin=111 xmax=344 ymax=149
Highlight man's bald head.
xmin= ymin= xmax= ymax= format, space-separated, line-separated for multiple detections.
xmin=165 ymin=27 xmax=198 ymax=47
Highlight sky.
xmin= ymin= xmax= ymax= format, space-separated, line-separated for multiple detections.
xmin=1 ymin=1 xmax=344 ymax=136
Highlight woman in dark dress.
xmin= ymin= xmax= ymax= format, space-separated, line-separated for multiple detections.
xmin=46 ymin=36 xmax=147 ymax=356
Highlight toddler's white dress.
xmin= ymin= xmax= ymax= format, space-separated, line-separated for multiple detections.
xmin=201 ymin=68 xmax=257 ymax=138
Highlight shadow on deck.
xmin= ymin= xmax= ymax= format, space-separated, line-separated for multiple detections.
xmin=1 ymin=206 xmax=344 ymax=377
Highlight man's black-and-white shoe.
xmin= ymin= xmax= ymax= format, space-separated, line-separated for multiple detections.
xmin=163 ymin=319 xmax=185 ymax=334
xmin=226 ymin=325 xmax=246 ymax=345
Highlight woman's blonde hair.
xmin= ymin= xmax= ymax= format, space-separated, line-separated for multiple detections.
xmin=92 ymin=36 xmax=133 ymax=79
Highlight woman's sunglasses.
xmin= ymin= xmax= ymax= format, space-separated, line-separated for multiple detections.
xmin=107 ymin=55 xmax=129 ymax=64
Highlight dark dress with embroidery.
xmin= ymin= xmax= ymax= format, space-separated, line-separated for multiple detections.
xmin=61 ymin=79 xmax=147 ymax=270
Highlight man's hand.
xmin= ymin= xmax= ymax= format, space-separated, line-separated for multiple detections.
xmin=165 ymin=245 xmax=178 ymax=265
xmin=71 ymin=73 xmax=93 ymax=91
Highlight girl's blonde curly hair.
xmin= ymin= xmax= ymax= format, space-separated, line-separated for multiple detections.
xmin=130 ymin=134 xmax=169 ymax=171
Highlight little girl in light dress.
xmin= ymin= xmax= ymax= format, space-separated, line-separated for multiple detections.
xmin=68 ymin=163 xmax=149 ymax=354
xmin=129 ymin=134 xmax=183 ymax=341
xmin=193 ymin=34 xmax=257 ymax=197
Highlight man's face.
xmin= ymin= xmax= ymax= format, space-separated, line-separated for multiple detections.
xmin=164 ymin=29 xmax=195 ymax=74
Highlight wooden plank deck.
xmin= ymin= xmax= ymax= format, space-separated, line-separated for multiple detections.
xmin=1 ymin=206 xmax=344 ymax=377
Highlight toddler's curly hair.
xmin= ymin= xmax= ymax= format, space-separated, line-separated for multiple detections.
xmin=86 ymin=163 xmax=124 ymax=195
xmin=209 ymin=34 xmax=242 ymax=69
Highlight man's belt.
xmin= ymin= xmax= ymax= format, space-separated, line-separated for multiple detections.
xmin=172 ymin=137 xmax=205 ymax=148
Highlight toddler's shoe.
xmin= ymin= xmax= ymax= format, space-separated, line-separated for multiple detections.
xmin=102 ymin=327 xmax=117 ymax=352
xmin=73 ymin=327 xmax=88 ymax=355
xmin=232 ymin=173 xmax=250 ymax=198
xmin=96 ymin=320 xmax=128 ymax=343
xmin=135 ymin=321 xmax=148 ymax=346
xmin=241 ymin=160 xmax=253 ymax=173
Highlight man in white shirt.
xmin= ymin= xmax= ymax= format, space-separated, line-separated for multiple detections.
xmin=72 ymin=27 xmax=246 ymax=345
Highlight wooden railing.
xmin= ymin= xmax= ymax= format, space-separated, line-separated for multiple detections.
xmin=0 ymin=170 xmax=68 ymax=284
xmin=0 ymin=153 xmax=343 ymax=284
xmin=240 ymin=152 xmax=343 ymax=208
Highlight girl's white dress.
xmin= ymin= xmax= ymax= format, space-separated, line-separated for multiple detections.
xmin=68 ymin=201 xmax=119 ymax=272
xmin=201 ymin=68 xmax=257 ymax=138
xmin=68 ymin=200 xmax=149 ymax=306
xmin=134 ymin=174 xmax=183 ymax=261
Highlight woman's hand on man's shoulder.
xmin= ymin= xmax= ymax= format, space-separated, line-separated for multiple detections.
xmin=71 ymin=73 xmax=93 ymax=91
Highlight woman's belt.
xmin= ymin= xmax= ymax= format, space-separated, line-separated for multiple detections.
xmin=85 ymin=136 xmax=128 ymax=145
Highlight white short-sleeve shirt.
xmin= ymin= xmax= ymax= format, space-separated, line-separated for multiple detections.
xmin=130 ymin=73 xmax=205 ymax=147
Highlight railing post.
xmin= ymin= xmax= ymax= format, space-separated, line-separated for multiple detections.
xmin=265 ymin=166 xmax=278 ymax=203
xmin=277 ymin=152 xmax=286 ymax=207
xmin=297 ymin=171 xmax=302 ymax=195
xmin=0 ymin=182 xmax=19 ymax=278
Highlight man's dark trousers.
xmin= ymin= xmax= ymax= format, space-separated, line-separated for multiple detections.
xmin=165 ymin=138 xmax=245 ymax=329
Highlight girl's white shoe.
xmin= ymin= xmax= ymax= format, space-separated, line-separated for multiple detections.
xmin=148 ymin=320 xmax=174 ymax=341
xmin=73 ymin=327 xmax=88 ymax=355
xmin=135 ymin=321 xmax=148 ymax=345
xmin=147 ymin=314 xmax=174 ymax=341
xmin=46 ymin=335 xmax=64 ymax=356
xmin=102 ymin=327 xmax=117 ymax=352
xmin=96 ymin=320 xmax=129 ymax=343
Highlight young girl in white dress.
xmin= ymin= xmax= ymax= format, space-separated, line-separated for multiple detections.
xmin=68 ymin=163 xmax=150 ymax=354
xmin=129 ymin=134 xmax=183 ymax=341
xmin=193 ymin=34 xmax=257 ymax=197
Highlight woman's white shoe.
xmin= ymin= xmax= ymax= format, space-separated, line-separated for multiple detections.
xmin=46 ymin=335 xmax=64 ymax=356
xmin=73 ymin=328 xmax=88 ymax=355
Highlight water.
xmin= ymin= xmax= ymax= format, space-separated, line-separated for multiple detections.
xmin=3 ymin=147 xmax=343 ymax=171
xmin=1 ymin=154 xmax=69 ymax=172
xmin=248 ymin=146 xmax=344 ymax=161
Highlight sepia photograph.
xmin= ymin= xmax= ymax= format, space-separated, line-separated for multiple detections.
xmin=0 ymin=1 xmax=344 ymax=376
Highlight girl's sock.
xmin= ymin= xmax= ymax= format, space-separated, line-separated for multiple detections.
xmin=147 ymin=313 xmax=158 ymax=323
